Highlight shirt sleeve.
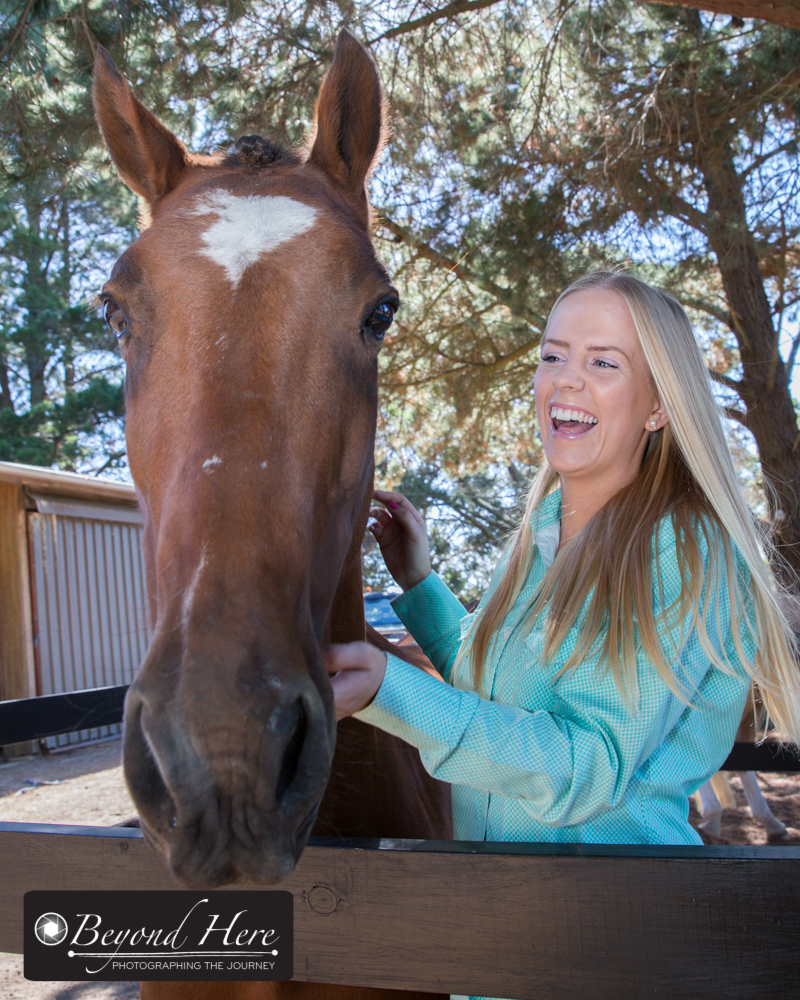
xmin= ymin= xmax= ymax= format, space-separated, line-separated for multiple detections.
xmin=390 ymin=571 xmax=472 ymax=682
xmin=355 ymin=523 xmax=754 ymax=827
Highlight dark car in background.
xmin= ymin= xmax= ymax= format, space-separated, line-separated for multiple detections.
xmin=363 ymin=592 xmax=407 ymax=644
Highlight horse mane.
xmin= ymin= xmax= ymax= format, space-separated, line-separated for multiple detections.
xmin=223 ymin=134 xmax=301 ymax=168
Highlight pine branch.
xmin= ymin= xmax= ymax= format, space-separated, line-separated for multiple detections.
xmin=374 ymin=0 xmax=506 ymax=42
xmin=433 ymin=498 xmax=511 ymax=543
xmin=709 ymin=368 xmax=742 ymax=391
xmin=787 ymin=327 xmax=800 ymax=374
xmin=675 ymin=293 xmax=735 ymax=330
xmin=378 ymin=215 xmax=545 ymax=329
xmin=89 ymin=450 xmax=127 ymax=476
xmin=777 ymin=292 xmax=800 ymax=316
xmin=741 ymin=139 xmax=799 ymax=180
xmin=1 ymin=0 xmax=36 ymax=60
xmin=724 ymin=406 xmax=749 ymax=427
xmin=657 ymin=186 xmax=710 ymax=235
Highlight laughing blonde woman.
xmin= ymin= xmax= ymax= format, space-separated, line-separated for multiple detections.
xmin=323 ymin=270 xmax=800 ymax=848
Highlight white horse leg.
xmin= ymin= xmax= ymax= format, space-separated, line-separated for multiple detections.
xmin=695 ymin=780 xmax=723 ymax=837
xmin=737 ymin=771 xmax=789 ymax=841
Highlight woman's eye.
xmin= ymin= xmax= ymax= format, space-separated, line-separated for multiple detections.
xmin=103 ymin=297 xmax=129 ymax=338
xmin=542 ymin=354 xmax=561 ymax=363
xmin=362 ymin=301 xmax=396 ymax=341
xmin=593 ymin=358 xmax=617 ymax=369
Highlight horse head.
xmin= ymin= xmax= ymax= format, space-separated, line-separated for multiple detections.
xmin=93 ymin=31 xmax=396 ymax=887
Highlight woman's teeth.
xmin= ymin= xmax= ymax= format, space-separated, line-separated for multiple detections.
xmin=551 ymin=407 xmax=598 ymax=425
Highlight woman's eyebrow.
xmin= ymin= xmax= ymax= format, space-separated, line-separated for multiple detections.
xmin=543 ymin=337 xmax=631 ymax=362
xmin=586 ymin=343 xmax=630 ymax=361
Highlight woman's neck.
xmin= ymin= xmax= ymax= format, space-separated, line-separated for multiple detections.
xmin=558 ymin=476 xmax=623 ymax=547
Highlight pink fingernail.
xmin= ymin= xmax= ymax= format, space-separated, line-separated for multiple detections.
xmin=389 ymin=501 xmax=399 ymax=509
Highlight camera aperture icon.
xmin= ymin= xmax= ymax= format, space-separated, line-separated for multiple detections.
xmin=35 ymin=913 xmax=68 ymax=946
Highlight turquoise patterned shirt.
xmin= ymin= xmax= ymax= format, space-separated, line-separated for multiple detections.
xmin=355 ymin=489 xmax=753 ymax=846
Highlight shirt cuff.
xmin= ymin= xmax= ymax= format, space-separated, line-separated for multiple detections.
xmin=390 ymin=571 xmax=467 ymax=650
xmin=353 ymin=652 xmax=477 ymax=752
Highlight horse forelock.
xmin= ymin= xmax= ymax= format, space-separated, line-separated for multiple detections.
xmin=223 ymin=134 xmax=302 ymax=169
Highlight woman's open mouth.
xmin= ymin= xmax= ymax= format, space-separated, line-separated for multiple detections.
xmin=550 ymin=404 xmax=598 ymax=438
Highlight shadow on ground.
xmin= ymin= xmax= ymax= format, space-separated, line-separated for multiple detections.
xmin=0 ymin=952 xmax=138 ymax=999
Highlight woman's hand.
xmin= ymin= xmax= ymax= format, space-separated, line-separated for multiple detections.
xmin=370 ymin=490 xmax=431 ymax=592
xmin=323 ymin=642 xmax=388 ymax=721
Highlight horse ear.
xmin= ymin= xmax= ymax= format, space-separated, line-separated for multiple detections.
xmin=309 ymin=30 xmax=385 ymax=217
xmin=92 ymin=46 xmax=188 ymax=205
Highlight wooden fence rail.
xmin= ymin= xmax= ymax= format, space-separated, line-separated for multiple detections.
xmin=0 ymin=685 xmax=128 ymax=745
xmin=0 ymin=824 xmax=799 ymax=998
xmin=3 ymin=685 xmax=800 ymax=770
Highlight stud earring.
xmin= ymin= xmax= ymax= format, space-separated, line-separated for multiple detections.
xmin=650 ymin=420 xmax=658 ymax=430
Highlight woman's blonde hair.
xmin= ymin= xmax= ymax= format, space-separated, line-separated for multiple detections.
xmin=458 ymin=271 xmax=800 ymax=742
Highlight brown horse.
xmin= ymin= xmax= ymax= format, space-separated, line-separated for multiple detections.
xmin=92 ymin=30 xmax=451 ymax=1000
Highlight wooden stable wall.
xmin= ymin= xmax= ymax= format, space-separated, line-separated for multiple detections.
xmin=0 ymin=461 xmax=143 ymax=755
xmin=0 ymin=825 xmax=798 ymax=999
xmin=0 ymin=480 xmax=36 ymax=706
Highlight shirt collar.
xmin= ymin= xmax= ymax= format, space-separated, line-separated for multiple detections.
xmin=532 ymin=488 xmax=561 ymax=569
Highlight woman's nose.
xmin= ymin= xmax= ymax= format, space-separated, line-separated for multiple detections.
xmin=553 ymin=362 xmax=585 ymax=391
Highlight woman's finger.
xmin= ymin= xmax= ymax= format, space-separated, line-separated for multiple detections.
xmin=381 ymin=500 xmax=423 ymax=535
xmin=373 ymin=491 xmax=425 ymax=530
xmin=368 ymin=507 xmax=392 ymax=526
xmin=373 ymin=489 xmax=413 ymax=506
xmin=322 ymin=645 xmax=348 ymax=675
xmin=322 ymin=642 xmax=388 ymax=719
xmin=329 ymin=670 xmax=368 ymax=720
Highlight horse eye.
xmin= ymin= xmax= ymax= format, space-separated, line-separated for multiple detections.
xmin=103 ymin=297 xmax=129 ymax=338
xmin=363 ymin=301 xmax=396 ymax=341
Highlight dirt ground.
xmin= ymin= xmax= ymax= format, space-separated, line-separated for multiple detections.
xmin=1 ymin=737 xmax=800 ymax=999
xmin=0 ymin=740 xmax=135 ymax=826
xmin=0 ymin=739 xmax=138 ymax=999
xmin=3 ymin=735 xmax=800 ymax=842
xmin=0 ymin=956 xmax=138 ymax=1000
xmin=688 ymin=770 xmax=800 ymax=845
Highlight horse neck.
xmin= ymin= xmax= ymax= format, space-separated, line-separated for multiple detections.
xmin=323 ymin=540 xmax=367 ymax=645
xmin=314 ymin=515 xmax=453 ymax=842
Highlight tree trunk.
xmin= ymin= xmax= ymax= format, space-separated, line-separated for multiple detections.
xmin=0 ymin=355 xmax=13 ymax=412
xmin=25 ymin=349 xmax=47 ymax=407
xmin=21 ymin=199 xmax=48 ymax=408
xmin=701 ymin=143 xmax=800 ymax=582
xmin=642 ymin=0 xmax=800 ymax=32
xmin=60 ymin=197 xmax=74 ymax=393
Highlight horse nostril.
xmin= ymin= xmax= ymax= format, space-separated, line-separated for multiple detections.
xmin=123 ymin=697 xmax=178 ymax=837
xmin=275 ymin=697 xmax=308 ymax=804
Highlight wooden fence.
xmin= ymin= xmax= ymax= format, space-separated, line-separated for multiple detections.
xmin=4 ymin=684 xmax=799 ymax=770
xmin=0 ymin=824 xmax=799 ymax=998
xmin=2 ymin=687 xmax=800 ymax=998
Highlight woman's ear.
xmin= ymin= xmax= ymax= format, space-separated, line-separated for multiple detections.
xmin=646 ymin=405 xmax=669 ymax=432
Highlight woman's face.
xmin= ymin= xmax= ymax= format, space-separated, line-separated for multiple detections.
xmin=533 ymin=288 xmax=667 ymax=490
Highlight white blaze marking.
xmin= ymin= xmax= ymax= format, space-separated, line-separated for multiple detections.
xmin=182 ymin=547 xmax=207 ymax=634
xmin=203 ymin=455 xmax=223 ymax=473
xmin=189 ymin=190 xmax=318 ymax=287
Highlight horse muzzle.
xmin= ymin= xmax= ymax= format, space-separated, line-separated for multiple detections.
xmin=121 ymin=648 xmax=335 ymax=888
